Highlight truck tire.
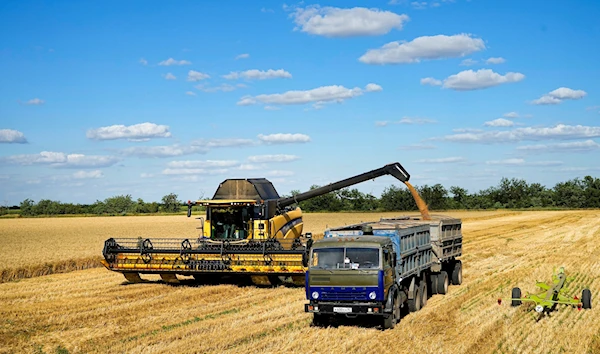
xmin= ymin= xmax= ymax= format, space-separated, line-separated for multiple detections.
xmin=429 ymin=273 xmax=439 ymax=295
xmin=582 ymin=289 xmax=592 ymax=309
xmin=312 ymin=313 xmax=329 ymax=327
xmin=420 ymin=279 xmax=428 ymax=308
xmin=437 ymin=271 xmax=449 ymax=295
xmin=511 ymin=288 xmax=522 ymax=306
xmin=451 ymin=260 xmax=462 ymax=285
xmin=408 ymin=282 xmax=421 ymax=312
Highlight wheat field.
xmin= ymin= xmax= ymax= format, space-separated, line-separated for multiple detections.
xmin=1 ymin=210 xmax=599 ymax=353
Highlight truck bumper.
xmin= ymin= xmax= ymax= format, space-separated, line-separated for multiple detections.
xmin=305 ymin=302 xmax=384 ymax=316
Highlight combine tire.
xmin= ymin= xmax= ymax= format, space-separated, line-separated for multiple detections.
xmin=437 ymin=271 xmax=449 ymax=295
xmin=408 ymin=282 xmax=421 ymax=312
xmin=511 ymin=288 xmax=522 ymax=306
xmin=582 ymin=289 xmax=592 ymax=309
xmin=420 ymin=279 xmax=428 ymax=307
xmin=451 ymin=260 xmax=463 ymax=285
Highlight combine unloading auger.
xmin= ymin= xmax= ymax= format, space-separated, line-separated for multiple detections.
xmin=101 ymin=162 xmax=421 ymax=285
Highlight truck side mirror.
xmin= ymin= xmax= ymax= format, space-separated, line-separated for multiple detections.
xmin=305 ymin=232 xmax=312 ymax=239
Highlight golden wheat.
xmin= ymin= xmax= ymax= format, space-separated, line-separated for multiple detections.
xmin=1 ymin=210 xmax=598 ymax=353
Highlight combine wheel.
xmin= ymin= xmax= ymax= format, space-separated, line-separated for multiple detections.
xmin=123 ymin=272 xmax=143 ymax=283
xmin=511 ymin=288 xmax=522 ymax=306
xmin=420 ymin=279 xmax=428 ymax=308
xmin=429 ymin=273 xmax=439 ymax=295
xmin=451 ymin=260 xmax=463 ymax=285
xmin=437 ymin=271 xmax=449 ymax=295
xmin=408 ymin=281 xmax=422 ymax=312
xmin=582 ymin=289 xmax=592 ymax=309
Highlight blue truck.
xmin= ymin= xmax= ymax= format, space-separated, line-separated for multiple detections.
xmin=304 ymin=214 xmax=463 ymax=329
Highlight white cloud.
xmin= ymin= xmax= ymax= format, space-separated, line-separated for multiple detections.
xmin=290 ymin=5 xmax=409 ymax=37
xmin=187 ymin=70 xmax=210 ymax=81
xmin=167 ymin=160 xmax=239 ymax=168
xmin=87 ymin=122 xmax=171 ymax=141
xmin=365 ymin=83 xmax=383 ymax=92
xmin=162 ymin=168 xmax=230 ymax=175
xmin=411 ymin=2 xmax=429 ymax=9
xmin=398 ymin=143 xmax=437 ymax=150
xmin=140 ymin=173 xmax=155 ymax=178
xmin=237 ymin=83 xmax=380 ymax=107
xmin=415 ymin=157 xmax=466 ymax=163
xmin=26 ymin=98 xmax=45 ymax=105
xmin=257 ymin=133 xmax=311 ymax=144
xmin=3 ymin=151 xmax=120 ymax=168
xmin=247 ymin=154 xmax=300 ymax=163
xmin=486 ymin=159 xmax=562 ymax=166
xmin=440 ymin=69 xmax=525 ymax=91
xmin=235 ymin=53 xmax=250 ymax=60
xmin=398 ymin=117 xmax=437 ymax=125
xmin=485 ymin=57 xmax=506 ymax=64
xmin=158 ymin=58 xmax=191 ymax=66
xmin=0 ymin=129 xmax=28 ymax=144
xmin=460 ymin=58 xmax=478 ymax=66
xmin=420 ymin=77 xmax=442 ymax=86
xmin=264 ymin=106 xmax=280 ymax=111
xmin=73 ymin=170 xmax=104 ymax=179
xmin=192 ymin=138 xmax=257 ymax=148
xmin=503 ymin=112 xmax=519 ymax=118
xmin=484 ymin=118 xmax=514 ymax=127
xmin=139 ymin=58 xmax=148 ymax=65
xmin=359 ymin=33 xmax=485 ymax=65
xmin=438 ymin=124 xmax=600 ymax=143
xmin=121 ymin=145 xmax=206 ymax=158
xmin=196 ymin=83 xmax=238 ymax=92
xmin=164 ymin=73 xmax=176 ymax=80
xmin=376 ymin=121 xmax=389 ymax=127
xmin=516 ymin=140 xmax=600 ymax=153
xmin=238 ymin=163 xmax=263 ymax=170
xmin=531 ymin=87 xmax=587 ymax=105
xmin=185 ymin=91 xmax=197 ymax=96
xmin=223 ymin=69 xmax=292 ymax=80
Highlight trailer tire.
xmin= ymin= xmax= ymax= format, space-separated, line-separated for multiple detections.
xmin=582 ymin=289 xmax=592 ymax=309
xmin=451 ymin=260 xmax=462 ymax=285
xmin=511 ymin=288 xmax=522 ymax=306
xmin=429 ymin=273 xmax=439 ymax=295
xmin=420 ymin=279 xmax=428 ymax=308
xmin=408 ymin=282 xmax=421 ymax=312
xmin=437 ymin=271 xmax=449 ymax=295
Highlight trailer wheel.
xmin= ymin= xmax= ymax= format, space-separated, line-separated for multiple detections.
xmin=511 ymin=288 xmax=522 ymax=306
xmin=582 ymin=289 xmax=592 ymax=309
xmin=437 ymin=271 xmax=449 ymax=295
xmin=420 ymin=279 xmax=428 ymax=308
xmin=429 ymin=273 xmax=439 ymax=295
xmin=451 ymin=260 xmax=462 ymax=285
xmin=408 ymin=282 xmax=421 ymax=312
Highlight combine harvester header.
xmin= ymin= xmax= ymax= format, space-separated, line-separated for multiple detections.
xmin=101 ymin=162 xmax=421 ymax=286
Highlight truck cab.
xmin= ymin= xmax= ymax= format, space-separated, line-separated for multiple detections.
xmin=304 ymin=236 xmax=402 ymax=329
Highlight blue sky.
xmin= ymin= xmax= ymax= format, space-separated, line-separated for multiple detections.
xmin=1 ymin=0 xmax=599 ymax=205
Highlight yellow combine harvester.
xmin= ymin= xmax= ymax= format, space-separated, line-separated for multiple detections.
xmin=101 ymin=162 xmax=411 ymax=286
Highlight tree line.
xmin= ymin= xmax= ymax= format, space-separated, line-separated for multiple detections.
xmin=2 ymin=175 xmax=599 ymax=217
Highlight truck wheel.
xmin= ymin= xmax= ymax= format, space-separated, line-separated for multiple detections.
xmin=408 ymin=283 xmax=421 ymax=312
xmin=582 ymin=289 xmax=592 ymax=309
xmin=312 ymin=314 xmax=329 ymax=327
xmin=511 ymin=288 xmax=522 ymax=306
xmin=451 ymin=260 xmax=462 ymax=285
xmin=437 ymin=271 xmax=449 ymax=295
xmin=420 ymin=279 xmax=428 ymax=308
xmin=429 ymin=273 xmax=439 ymax=295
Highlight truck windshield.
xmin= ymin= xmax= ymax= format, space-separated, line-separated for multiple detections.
xmin=311 ymin=247 xmax=379 ymax=269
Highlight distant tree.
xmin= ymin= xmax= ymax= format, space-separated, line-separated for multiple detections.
xmin=20 ymin=199 xmax=36 ymax=216
xmin=380 ymin=184 xmax=417 ymax=211
xmin=103 ymin=194 xmax=135 ymax=215
xmin=161 ymin=193 xmax=181 ymax=213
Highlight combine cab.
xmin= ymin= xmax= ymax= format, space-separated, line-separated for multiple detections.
xmin=101 ymin=162 xmax=412 ymax=286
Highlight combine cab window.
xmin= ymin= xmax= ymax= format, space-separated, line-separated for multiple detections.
xmin=311 ymin=247 xmax=380 ymax=269
xmin=210 ymin=207 xmax=252 ymax=239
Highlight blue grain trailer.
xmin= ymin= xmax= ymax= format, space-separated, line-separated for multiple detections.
xmin=304 ymin=214 xmax=463 ymax=329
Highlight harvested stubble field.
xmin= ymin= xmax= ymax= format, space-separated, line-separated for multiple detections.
xmin=1 ymin=210 xmax=599 ymax=354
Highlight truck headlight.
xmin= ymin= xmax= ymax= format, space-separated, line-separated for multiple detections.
xmin=312 ymin=291 xmax=319 ymax=299
xmin=369 ymin=291 xmax=376 ymax=300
